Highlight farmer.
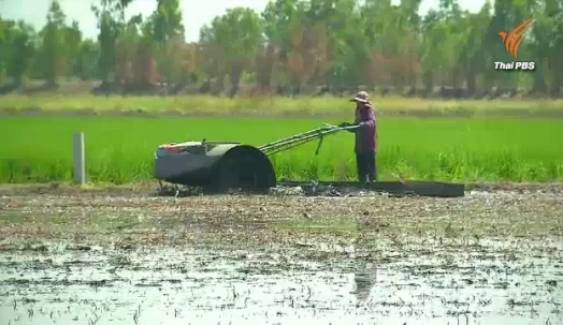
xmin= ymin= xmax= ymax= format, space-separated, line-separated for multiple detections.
xmin=339 ymin=91 xmax=377 ymax=183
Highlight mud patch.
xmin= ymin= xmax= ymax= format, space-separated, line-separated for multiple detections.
xmin=0 ymin=187 xmax=562 ymax=324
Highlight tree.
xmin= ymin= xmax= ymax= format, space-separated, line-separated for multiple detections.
xmin=458 ymin=3 xmax=492 ymax=95
xmin=0 ymin=18 xmax=11 ymax=83
xmin=152 ymin=0 xmax=184 ymax=43
xmin=545 ymin=0 xmax=563 ymax=96
xmin=261 ymin=0 xmax=302 ymax=91
xmin=6 ymin=22 xmax=35 ymax=86
xmin=39 ymin=0 xmax=66 ymax=86
xmin=76 ymin=39 xmax=100 ymax=80
xmin=419 ymin=0 xmax=473 ymax=92
xmin=285 ymin=14 xmax=331 ymax=91
xmin=200 ymin=8 xmax=263 ymax=96
xmin=92 ymin=0 xmax=134 ymax=86
xmin=0 ymin=0 xmax=558 ymax=97
xmin=262 ymin=0 xmax=300 ymax=57
xmin=263 ymin=0 xmax=343 ymax=91
xmin=199 ymin=25 xmax=226 ymax=93
xmin=63 ymin=21 xmax=82 ymax=77
xmin=529 ymin=0 xmax=563 ymax=95
xmin=362 ymin=0 xmax=423 ymax=89
xmin=115 ymin=15 xmax=143 ymax=88
xmin=0 ymin=19 xmax=35 ymax=87
xmin=150 ymin=0 xmax=186 ymax=87
xmin=310 ymin=0 xmax=365 ymax=88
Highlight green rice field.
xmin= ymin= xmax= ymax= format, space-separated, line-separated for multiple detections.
xmin=1 ymin=116 xmax=562 ymax=183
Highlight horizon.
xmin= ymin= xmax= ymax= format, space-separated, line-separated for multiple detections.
xmin=0 ymin=0 xmax=488 ymax=42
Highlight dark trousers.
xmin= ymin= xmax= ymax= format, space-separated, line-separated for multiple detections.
xmin=356 ymin=151 xmax=377 ymax=183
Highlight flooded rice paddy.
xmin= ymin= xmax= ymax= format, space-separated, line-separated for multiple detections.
xmin=0 ymin=185 xmax=561 ymax=324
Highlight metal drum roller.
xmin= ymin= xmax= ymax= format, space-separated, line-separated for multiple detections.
xmin=154 ymin=124 xmax=358 ymax=191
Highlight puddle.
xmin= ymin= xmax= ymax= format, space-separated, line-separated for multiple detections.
xmin=0 ymin=188 xmax=562 ymax=324
xmin=0 ymin=241 xmax=561 ymax=325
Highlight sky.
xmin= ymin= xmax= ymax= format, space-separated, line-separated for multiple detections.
xmin=0 ymin=0 xmax=488 ymax=42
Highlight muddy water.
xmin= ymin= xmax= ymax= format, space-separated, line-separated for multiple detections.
xmin=0 ymin=186 xmax=562 ymax=324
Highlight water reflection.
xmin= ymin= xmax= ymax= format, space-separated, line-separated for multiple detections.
xmin=0 ymin=241 xmax=561 ymax=325
xmin=352 ymin=263 xmax=376 ymax=304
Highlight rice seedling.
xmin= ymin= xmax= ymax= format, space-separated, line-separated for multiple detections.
xmin=0 ymin=116 xmax=561 ymax=183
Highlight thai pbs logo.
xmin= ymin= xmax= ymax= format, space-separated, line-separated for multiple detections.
xmin=495 ymin=17 xmax=535 ymax=71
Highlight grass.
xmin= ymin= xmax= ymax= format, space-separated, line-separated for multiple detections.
xmin=0 ymin=116 xmax=562 ymax=183
xmin=1 ymin=94 xmax=563 ymax=117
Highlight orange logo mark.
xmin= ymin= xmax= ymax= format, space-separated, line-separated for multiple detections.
xmin=498 ymin=17 xmax=534 ymax=59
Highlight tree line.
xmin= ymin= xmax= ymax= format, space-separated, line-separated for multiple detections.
xmin=0 ymin=0 xmax=562 ymax=97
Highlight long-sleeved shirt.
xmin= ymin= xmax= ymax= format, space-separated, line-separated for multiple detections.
xmin=354 ymin=103 xmax=377 ymax=153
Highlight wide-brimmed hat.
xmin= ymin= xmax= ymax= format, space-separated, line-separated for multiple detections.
xmin=351 ymin=91 xmax=369 ymax=103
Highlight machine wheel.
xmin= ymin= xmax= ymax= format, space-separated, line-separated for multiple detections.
xmin=210 ymin=146 xmax=275 ymax=193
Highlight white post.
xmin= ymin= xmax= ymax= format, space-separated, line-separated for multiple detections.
xmin=73 ymin=132 xmax=86 ymax=185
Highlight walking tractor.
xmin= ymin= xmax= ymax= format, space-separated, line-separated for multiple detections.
xmin=154 ymin=124 xmax=464 ymax=197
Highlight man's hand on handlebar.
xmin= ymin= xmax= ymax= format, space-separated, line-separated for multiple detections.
xmin=339 ymin=122 xmax=358 ymax=133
